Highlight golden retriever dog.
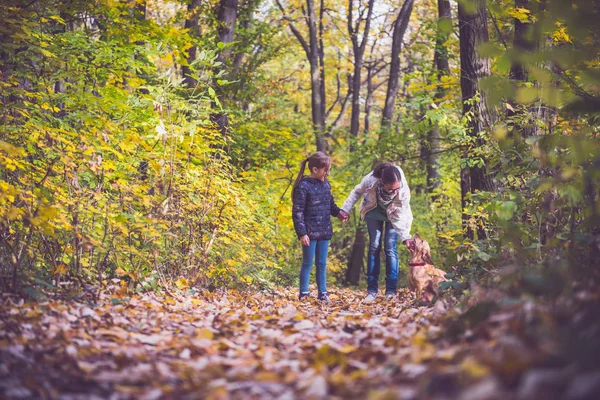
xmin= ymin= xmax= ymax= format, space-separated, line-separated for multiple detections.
xmin=407 ymin=233 xmax=448 ymax=302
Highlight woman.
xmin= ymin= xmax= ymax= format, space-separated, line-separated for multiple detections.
xmin=339 ymin=162 xmax=414 ymax=302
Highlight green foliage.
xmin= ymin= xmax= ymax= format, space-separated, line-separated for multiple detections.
xmin=1 ymin=0 xmax=598 ymax=297
xmin=0 ymin=0 xmax=301 ymax=294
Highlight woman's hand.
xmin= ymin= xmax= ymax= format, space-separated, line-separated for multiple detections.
xmin=300 ymin=235 xmax=310 ymax=247
xmin=338 ymin=210 xmax=349 ymax=222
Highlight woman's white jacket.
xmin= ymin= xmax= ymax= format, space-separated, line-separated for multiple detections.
xmin=340 ymin=166 xmax=413 ymax=242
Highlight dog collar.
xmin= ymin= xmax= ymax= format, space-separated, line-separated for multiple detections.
xmin=408 ymin=262 xmax=427 ymax=267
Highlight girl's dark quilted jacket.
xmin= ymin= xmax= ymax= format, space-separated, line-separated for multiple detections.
xmin=292 ymin=177 xmax=341 ymax=240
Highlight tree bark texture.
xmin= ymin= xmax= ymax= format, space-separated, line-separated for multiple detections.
xmin=381 ymin=0 xmax=415 ymax=131
xmin=348 ymin=0 xmax=375 ymax=139
xmin=458 ymin=0 xmax=495 ymax=239
xmin=346 ymin=223 xmax=366 ymax=285
xmin=425 ymin=0 xmax=451 ymax=200
xmin=212 ymin=0 xmax=239 ymax=135
xmin=183 ymin=0 xmax=202 ymax=88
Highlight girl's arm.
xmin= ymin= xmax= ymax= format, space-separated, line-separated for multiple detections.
xmin=340 ymin=172 xmax=373 ymax=214
xmin=329 ymin=183 xmax=341 ymax=217
xmin=292 ymin=184 xmax=308 ymax=238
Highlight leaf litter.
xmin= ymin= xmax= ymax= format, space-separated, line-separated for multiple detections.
xmin=1 ymin=286 xmax=599 ymax=399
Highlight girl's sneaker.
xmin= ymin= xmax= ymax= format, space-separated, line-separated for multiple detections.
xmin=298 ymin=292 xmax=310 ymax=300
xmin=317 ymin=292 xmax=329 ymax=302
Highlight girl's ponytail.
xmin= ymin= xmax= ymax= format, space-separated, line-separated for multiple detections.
xmin=293 ymin=158 xmax=309 ymax=195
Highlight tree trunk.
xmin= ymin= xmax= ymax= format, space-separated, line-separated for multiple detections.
xmin=458 ymin=0 xmax=494 ymax=239
xmin=381 ymin=0 xmax=415 ymax=131
xmin=183 ymin=0 xmax=201 ymax=89
xmin=306 ymin=0 xmax=326 ymax=151
xmin=346 ymin=222 xmax=366 ymax=285
xmin=364 ymin=63 xmax=375 ymax=135
xmin=425 ymin=0 xmax=451 ymax=200
xmin=318 ymin=0 xmax=326 ymax=131
xmin=212 ymin=0 xmax=239 ymax=135
xmin=233 ymin=5 xmax=252 ymax=75
xmin=509 ymin=0 xmax=532 ymax=83
xmin=348 ymin=0 xmax=375 ymax=139
xmin=344 ymin=0 xmax=375 ymax=284
xmin=133 ymin=0 xmax=149 ymax=94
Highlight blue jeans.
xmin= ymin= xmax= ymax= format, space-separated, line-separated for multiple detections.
xmin=299 ymin=239 xmax=329 ymax=294
xmin=366 ymin=218 xmax=399 ymax=294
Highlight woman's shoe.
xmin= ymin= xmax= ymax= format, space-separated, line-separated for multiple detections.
xmin=363 ymin=292 xmax=377 ymax=303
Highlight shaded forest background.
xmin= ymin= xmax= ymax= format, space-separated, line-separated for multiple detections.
xmin=1 ymin=0 xmax=598 ymax=298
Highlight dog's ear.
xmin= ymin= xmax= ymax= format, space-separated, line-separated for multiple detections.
xmin=414 ymin=232 xmax=421 ymax=240
xmin=423 ymin=249 xmax=434 ymax=265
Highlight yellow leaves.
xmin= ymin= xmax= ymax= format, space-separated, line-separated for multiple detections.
xmin=338 ymin=344 xmax=358 ymax=354
xmin=163 ymin=297 xmax=176 ymax=305
xmin=195 ymin=328 xmax=214 ymax=340
xmin=191 ymin=298 xmax=203 ymax=306
xmin=460 ymin=357 xmax=490 ymax=379
xmin=52 ymin=263 xmax=69 ymax=276
xmin=0 ymin=180 xmax=17 ymax=206
xmin=552 ymin=23 xmax=572 ymax=44
xmin=0 ymin=141 xmax=25 ymax=156
xmin=508 ymin=7 xmax=534 ymax=23
xmin=174 ymin=277 xmax=189 ymax=290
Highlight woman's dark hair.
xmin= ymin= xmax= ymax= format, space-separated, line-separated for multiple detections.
xmin=293 ymin=152 xmax=332 ymax=193
xmin=373 ymin=162 xmax=401 ymax=185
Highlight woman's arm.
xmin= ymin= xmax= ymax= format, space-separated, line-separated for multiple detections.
xmin=340 ymin=172 xmax=374 ymax=214
xmin=390 ymin=167 xmax=413 ymax=242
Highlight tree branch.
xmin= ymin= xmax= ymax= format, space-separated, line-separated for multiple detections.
xmin=276 ymin=0 xmax=311 ymax=58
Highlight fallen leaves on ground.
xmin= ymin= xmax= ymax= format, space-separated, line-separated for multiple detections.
xmin=1 ymin=286 xmax=599 ymax=399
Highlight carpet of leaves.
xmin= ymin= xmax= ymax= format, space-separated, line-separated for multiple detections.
xmin=1 ymin=286 xmax=600 ymax=399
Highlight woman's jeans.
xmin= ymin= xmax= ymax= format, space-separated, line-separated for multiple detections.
xmin=366 ymin=218 xmax=399 ymax=294
xmin=299 ymin=239 xmax=329 ymax=294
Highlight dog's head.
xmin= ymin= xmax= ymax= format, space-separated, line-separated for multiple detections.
xmin=412 ymin=233 xmax=433 ymax=265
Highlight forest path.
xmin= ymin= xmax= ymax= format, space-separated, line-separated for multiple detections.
xmin=1 ymin=287 xmax=597 ymax=399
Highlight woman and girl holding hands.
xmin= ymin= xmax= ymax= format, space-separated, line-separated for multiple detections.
xmin=292 ymin=151 xmax=415 ymax=303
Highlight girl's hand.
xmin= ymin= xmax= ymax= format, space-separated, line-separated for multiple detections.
xmin=338 ymin=210 xmax=349 ymax=222
xmin=300 ymin=235 xmax=310 ymax=247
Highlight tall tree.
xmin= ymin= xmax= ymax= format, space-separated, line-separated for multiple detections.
xmin=425 ymin=0 xmax=451 ymax=200
xmin=182 ymin=0 xmax=202 ymax=89
xmin=507 ymin=0 xmax=559 ymax=246
xmin=458 ymin=0 xmax=495 ymax=239
xmin=276 ymin=0 xmax=326 ymax=151
xmin=380 ymin=0 xmax=415 ymax=131
xmin=344 ymin=0 xmax=374 ymax=285
xmin=212 ymin=0 xmax=239 ymax=135
xmin=277 ymin=0 xmax=351 ymax=152
xmin=347 ymin=0 xmax=375 ymax=139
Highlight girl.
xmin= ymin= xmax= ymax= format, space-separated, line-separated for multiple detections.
xmin=338 ymin=162 xmax=414 ymax=302
xmin=292 ymin=152 xmax=343 ymax=301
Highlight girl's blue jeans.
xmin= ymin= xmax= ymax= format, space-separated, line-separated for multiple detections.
xmin=299 ymin=239 xmax=329 ymax=294
xmin=366 ymin=217 xmax=399 ymax=294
